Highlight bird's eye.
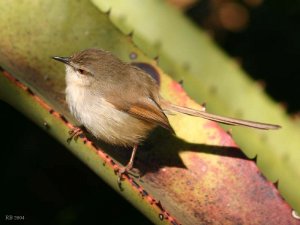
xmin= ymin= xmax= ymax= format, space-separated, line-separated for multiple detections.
xmin=77 ymin=69 xmax=89 ymax=75
xmin=78 ymin=69 xmax=84 ymax=74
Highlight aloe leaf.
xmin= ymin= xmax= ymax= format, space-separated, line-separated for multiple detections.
xmin=91 ymin=0 xmax=300 ymax=213
xmin=0 ymin=0 xmax=299 ymax=224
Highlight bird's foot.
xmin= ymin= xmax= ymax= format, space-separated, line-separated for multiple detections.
xmin=67 ymin=126 xmax=84 ymax=143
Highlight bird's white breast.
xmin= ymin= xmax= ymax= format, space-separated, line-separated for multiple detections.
xmin=65 ymin=66 xmax=154 ymax=146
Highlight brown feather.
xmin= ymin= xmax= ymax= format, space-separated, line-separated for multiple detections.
xmin=94 ymin=61 xmax=175 ymax=133
xmin=161 ymin=101 xmax=280 ymax=130
xmin=126 ymin=100 xmax=174 ymax=133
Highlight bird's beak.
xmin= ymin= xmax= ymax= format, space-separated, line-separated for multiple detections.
xmin=52 ymin=56 xmax=70 ymax=65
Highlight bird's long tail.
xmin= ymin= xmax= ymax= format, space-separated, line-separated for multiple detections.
xmin=162 ymin=101 xmax=281 ymax=130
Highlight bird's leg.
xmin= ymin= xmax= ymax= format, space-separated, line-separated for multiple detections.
xmin=67 ymin=126 xmax=84 ymax=143
xmin=124 ymin=144 xmax=138 ymax=171
xmin=117 ymin=144 xmax=139 ymax=184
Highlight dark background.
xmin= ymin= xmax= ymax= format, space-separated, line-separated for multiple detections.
xmin=0 ymin=101 xmax=153 ymax=225
xmin=1 ymin=1 xmax=299 ymax=224
xmin=187 ymin=0 xmax=300 ymax=113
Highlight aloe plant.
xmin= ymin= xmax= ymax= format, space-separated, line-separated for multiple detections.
xmin=0 ymin=0 xmax=299 ymax=224
xmin=92 ymin=0 xmax=300 ymax=214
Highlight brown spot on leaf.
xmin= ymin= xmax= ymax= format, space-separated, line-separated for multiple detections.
xmin=159 ymin=213 xmax=164 ymax=220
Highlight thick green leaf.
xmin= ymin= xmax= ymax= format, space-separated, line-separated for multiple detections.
xmin=0 ymin=0 xmax=299 ymax=224
xmin=91 ymin=0 xmax=300 ymax=213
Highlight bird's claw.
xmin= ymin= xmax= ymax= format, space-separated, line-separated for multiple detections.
xmin=67 ymin=127 xmax=83 ymax=143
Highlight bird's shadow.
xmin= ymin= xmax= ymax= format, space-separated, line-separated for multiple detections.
xmin=87 ymin=127 xmax=249 ymax=175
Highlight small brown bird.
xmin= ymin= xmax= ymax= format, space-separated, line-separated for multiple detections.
xmin=52 ymin=49 xmax=280 ymax=178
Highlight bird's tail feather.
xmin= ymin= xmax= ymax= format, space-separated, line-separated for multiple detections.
xmin=163 ymin=102 xmax=281 ymax=130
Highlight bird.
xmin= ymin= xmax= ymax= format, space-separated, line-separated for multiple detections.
xmin=52 ymin=48 xmax=280 ymax=180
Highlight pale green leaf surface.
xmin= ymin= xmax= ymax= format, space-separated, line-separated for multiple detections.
xmin=0 ymin=0 xmax=299 ymax=224
xmin=92 ymin=0 xmax=300 ymax=212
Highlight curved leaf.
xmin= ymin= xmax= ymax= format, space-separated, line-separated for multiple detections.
xmin=91 ymin=0 xmax=300 ymax=213
xmin=0 ymin=0 xmax=299 ymax=224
